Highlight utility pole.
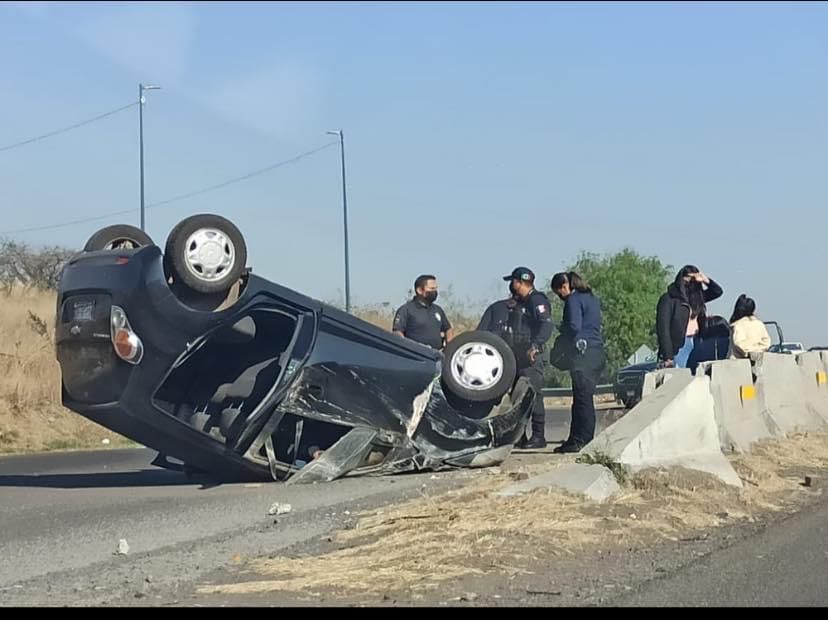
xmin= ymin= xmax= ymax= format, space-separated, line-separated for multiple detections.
xmin=138 ymin=83 xmax=160 ymax=232
xmin=327 ymin=129 xmax=351 ymax=313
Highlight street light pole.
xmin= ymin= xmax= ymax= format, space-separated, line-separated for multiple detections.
xmin=327 ymin=129 xmax=351 ymax=313
xmin=138 ymin=83 xmax=160 ymax=232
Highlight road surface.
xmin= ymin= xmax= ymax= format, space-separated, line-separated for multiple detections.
xmin=610 ymin=492 xmax=828 ymax=607
xmin=0 ymin=408 xmax=610 ymax=605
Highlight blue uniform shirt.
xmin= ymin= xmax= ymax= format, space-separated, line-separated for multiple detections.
xmin=560 ymin=290 xmax=604 ymax=349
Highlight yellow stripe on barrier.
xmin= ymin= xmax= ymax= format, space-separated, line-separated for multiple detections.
xmin=740 ymin=385 xmax=756 ymax=402
xmin=817 ymin=371 xmax=827 ymax=386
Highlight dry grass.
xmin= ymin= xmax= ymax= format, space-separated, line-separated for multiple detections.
xmin=200 ymin=433 xmax=828 ymax=598
xmin=0 ymin=287 xmax=132 ymax=453
xmin=0 ymin=287 xmax=60 ymax=406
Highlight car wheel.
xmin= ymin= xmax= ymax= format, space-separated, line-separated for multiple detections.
xmin=441 ymin=331 xmax=517 ymax=403
xmin=83 ymin=224 xmax=154 ymax=251
xmin=165 ymin=214 xmax=247 ymax=295
xmin=623 ymin=396 xmax=640 ymax=409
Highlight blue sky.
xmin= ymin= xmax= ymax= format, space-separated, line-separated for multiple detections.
xmin=1 ymin=1 xmax=827 ymax=344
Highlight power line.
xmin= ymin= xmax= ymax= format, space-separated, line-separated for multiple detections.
xmin=1 ymin=209 xmax=137 ymax=236
xmin=143 ymin=140 xmax=339 ymax=209
xmin=1 ymin=140 xmax=339 ymax=236
xmin=0 ymin=102 xmax=139 ymax=153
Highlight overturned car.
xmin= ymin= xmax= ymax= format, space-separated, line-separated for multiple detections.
xmin=55 ymin=214 xmax=535 ymax=483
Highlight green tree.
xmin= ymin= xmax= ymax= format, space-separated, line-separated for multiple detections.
xmin=544 ymin=248 xmax=673 ymax=386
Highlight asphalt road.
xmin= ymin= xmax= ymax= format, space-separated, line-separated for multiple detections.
xmin=0 ymin=408 xmax=606 ymax=605
xmin=611 ymin=492 xmax=828 ymax=607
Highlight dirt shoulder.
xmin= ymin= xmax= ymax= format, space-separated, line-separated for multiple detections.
xmin=188 ymin=433 xmax=828 ymax=607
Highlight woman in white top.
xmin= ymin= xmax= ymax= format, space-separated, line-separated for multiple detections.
xmin=729 ymin=294 xmax=771 ymax=359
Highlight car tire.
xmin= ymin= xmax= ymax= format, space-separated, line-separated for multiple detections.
xmin=441 ymin=331 xmax=517 ymax=403
xmin=83 ymin=224 xmax=154 ymax=252
xmin=622 ymin=396 xmax=640 ymax=409
xmin=164 ymin=214 xmax=247 ymax=295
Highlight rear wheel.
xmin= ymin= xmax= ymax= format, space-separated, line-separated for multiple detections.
xmin=441 ymin=331 xmax=517 ymax=403
xmin=164 ymin=214 xmax=247 ymax=295
xmin=83 ymin=224 xmax=153 ymax=251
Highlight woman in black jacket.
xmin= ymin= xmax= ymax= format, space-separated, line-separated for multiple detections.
xmin=656 ymin=265 xmax=723 ymax=368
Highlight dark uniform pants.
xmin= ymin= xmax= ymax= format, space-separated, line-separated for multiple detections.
xmin=567 ymin=347 xmax=607 ymax=446
xmin=517 ymin=356 xmax=546 ymax=439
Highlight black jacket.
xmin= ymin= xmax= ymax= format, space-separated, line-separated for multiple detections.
xmin=478 ymin=291 xmax=554 ymax=367
xmin=656 ymin=279 xmax=723 ymax=361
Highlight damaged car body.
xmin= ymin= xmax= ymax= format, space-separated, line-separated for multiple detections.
xmin=55 ymin=215 xmax=536 ymax=483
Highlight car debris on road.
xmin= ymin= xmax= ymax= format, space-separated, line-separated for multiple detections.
xmin=267 ymin=503 xmax=292 ymax=516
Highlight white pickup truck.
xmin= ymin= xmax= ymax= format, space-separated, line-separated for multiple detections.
xmin=770 ymin=342 xmax=805 ymax=355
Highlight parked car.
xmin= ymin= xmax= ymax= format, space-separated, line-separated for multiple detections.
xmin=769 ymin=342 xmax=805 ymax=355
xmin=55 ymin=215 xmax=535 ymax=483
xmin=613 ymin=360 xmax=659 ymax=409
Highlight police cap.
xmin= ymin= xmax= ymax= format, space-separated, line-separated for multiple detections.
xmin=503 ymin=266 xmax=535 ymax=283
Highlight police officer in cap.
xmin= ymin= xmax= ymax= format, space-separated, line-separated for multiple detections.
xmin=477 ymin=266 xmax=553 ymax=449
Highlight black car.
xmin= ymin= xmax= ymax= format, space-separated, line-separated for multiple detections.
xmin=55 ymin=215 xmax=535 ymax=483
xmin=613 ymin=360 xmax=659 ymax=409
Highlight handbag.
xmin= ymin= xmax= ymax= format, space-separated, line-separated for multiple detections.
xmin=549 ymin=334 xmax=574 ymax=371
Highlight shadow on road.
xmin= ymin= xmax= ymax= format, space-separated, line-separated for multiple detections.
xmin=0 ymin=469 xmax=232 ymax=490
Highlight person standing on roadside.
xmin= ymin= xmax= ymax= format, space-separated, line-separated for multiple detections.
xmin=392 ymin=275 xmax=454 ymax=351
xmin=477 ymin=267 xmax=553 ymax=449
xmin=550 ymin=271 xmax=607 ymax=453
xmin=656 ymin=265 xmax=723 ymax=369
xmin=728 ymin=294 xmax=771 ymax=359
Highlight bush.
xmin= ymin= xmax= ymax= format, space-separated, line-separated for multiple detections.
xmin=0 ymin=239 xmax=75 ymax=293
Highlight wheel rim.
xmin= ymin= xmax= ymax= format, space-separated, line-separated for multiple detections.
xmin=449 ymin=341 xmax=504 ymax=391
xmin=183 ymin=227 xmax=235 ymax=283
xmin=104 ymin=238 xmax=141 ymax=250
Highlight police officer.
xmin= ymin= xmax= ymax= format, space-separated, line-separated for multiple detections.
xmin=477 ymin=267 xmax=553 ymax=449
xmin=392 ymin=275 xmax=455 ymax=350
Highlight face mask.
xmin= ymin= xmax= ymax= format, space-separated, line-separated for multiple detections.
xmin=424 ymin=291 xmax=438 ymax=304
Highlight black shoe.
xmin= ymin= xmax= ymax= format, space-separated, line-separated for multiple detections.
xmin=515 ymin=436 xmax=531 ymax=449
xmin=517 ymin=436 xmax=547 ymax=450
xmin=553 ymin=441 xmax=584 ymax=454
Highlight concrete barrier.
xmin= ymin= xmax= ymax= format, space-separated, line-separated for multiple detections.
xmin=584 ymin=370 xmax=742 ymax=487
xmin=699 ymin=359 xmax=784 ymax=454
xmin=796 ymin=352 xmax=828 ymax=426
xmin=750 ymin=352 xmax=827 ymax=433
xmin=641 ymin=368 xmax=689 ymax=400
